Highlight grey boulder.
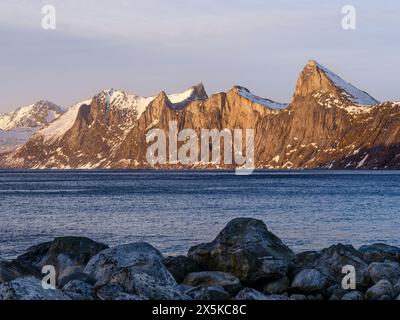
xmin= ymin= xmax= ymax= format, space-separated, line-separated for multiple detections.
xmin=291 ymin=268 xmax=328 ymax=293
xmin=188 ymin=218 xmax=295 ymax=284
xmin=359 ymin=243 xmax=400 ymax=263
xmin=367 ymin=262 xmax=400 ymax=284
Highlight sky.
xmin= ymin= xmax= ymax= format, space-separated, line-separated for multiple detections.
xmin=0 ymin=0 xmax=399 ymax=112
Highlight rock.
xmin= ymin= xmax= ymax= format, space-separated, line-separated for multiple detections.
xmin=396 ymin=294 xmax=400 ymax=300
xmin=234 ymin=288 xmax=270 ymax=300
xmin=259 ymin=258 xmax=289 ymax=281
xmin=367 ymin=262 xmax=400 ymax=284
xmin=263 ymin=277 xmax=290 ymax=295
xmin=365 ymin=280 xmax=394 ymax=300
xmin=183 ymin=271 xmax=241 ymax=295
xmin=359 ymin=243 xmax=400 ymax=263
xmin=291 ymin=268 xmax=328 ymax=293
xmin=95 ymin=284 xmax=143 ymax=300
xmin=62 ymin=280 xmax=94 ymax=300
xmin=290 ymin=251 xmax=321 ymax=277
xmin=0 ymin=277 xmax=70 ymax=300
xmin=163 ymin=256 xmax=200 ymax=283
xmin=313 ymin=244 xmax=369 ymax=290
xmin=84 ymin=242 xmax=168 ymax=286
xmin=109 ymin=268 xmax=189 ymax=300
xmin=327 ymin=285 xmax=348 ymax=300
xmin=16 ymin=237 xmax=108 ymax=284
xmin=188 ymin=218 xmax=295 ymax=284
xmin=341 ymin=291 xmax=364 ymax=300
xmin=0 ymin=260 xmax=42 ymax=283
xmin=185 ymin=286 xmax=231 ymax=300
xmin=290 ymin=294 xmax=307 ymax=300
xmin=58 ymin=271 xmax=96 ymax=288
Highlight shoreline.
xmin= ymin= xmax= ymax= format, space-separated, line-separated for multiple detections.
xmin=1 ymin=217 xmax=400 ymax=301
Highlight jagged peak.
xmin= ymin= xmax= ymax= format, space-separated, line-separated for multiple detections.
xmin=294 ymin=59 xmax=379 ymax=106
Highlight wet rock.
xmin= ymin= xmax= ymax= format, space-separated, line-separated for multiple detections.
xmin=0 ymin=276 xmax=70 ymax=300
xmin=313 ymin=244 xmax=369 ymax=289
xmin=183 ymin=271 xmax=241 ymax=295
xmin=16 ymin=237 xmax=108 ymax=283
xmin=341 ymin=291 xmax=364 ymax=300
xmin=367 ymin=262 xmax=400 ymax=284
xmin=95 ymin=284 xmax=143 ymax=300
xmin=291 ymin=268 xmax=328 ymax=293
xmin=62 ymin=280 xmax=94 ymax=300
xmin=185 ymin=286 xmax=230 ymax=300
xmin=163 ymin=256 xmax=200 ymax=283
xmin=188 ymin=218 xmax=295 ymax=284
xmin=263 ymin=277 xmax=290 ymax=295
xmin=365 ymin=280 xmax=394 ymax=300
xmin=84 ymin=242 xmax=169 ymax=286
xmin=359 ymin=243 xmax=400 ymax=263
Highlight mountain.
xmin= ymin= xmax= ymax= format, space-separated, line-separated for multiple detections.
xmin=1 ymin=61 xmax=399 ymax=169
xmin=0 ymin=101 xmax=64 ymax=153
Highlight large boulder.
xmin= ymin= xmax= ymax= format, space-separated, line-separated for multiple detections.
xmin=163 ymin=256 xmax=201 ymax=283
xmin=291 ymin=268 xmax=328 ymax=293
xmin=84 ymin=242 xmax=168 ymax=286
xmin=367 ymin=262 xmax=400 ymax=284
xmin=183 ymin=271 xmax=241 ymax=294
xmin=359 ymin=243 xmax=400 ymax=263
xmin=0 ymin=260 xmax=41 ymax=283
xmin=312 ymin=244 xmax=370 ymax=289
xmin=0 ymin=277 xmax=70 ymax=300
xmin=188 ymin=218 xmax=295 ymax=284
xmin=84 ymin=242 xmax=188 ymax=300
xmin=16 ymin=237 xmax=108 ymax=284
xmin=365 ymin=280 xmax=394 ymax=300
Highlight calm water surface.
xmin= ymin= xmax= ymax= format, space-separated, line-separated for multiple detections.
xmin=1 ymin=170 xmax=399 ymax=259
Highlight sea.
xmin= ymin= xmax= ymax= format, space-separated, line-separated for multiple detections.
xmin=1 ymin=170 xmax=400 ymax=259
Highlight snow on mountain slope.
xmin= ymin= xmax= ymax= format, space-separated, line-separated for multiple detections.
xmin=0 ymin=100 xmax=64 ymax=131
xmin=315 ymin=62 xmax=378 ymax=105
xmin=38 ymin=99 xmax=92 ymax=142
xmin=235 ymin=86 xmax=288 ymax=109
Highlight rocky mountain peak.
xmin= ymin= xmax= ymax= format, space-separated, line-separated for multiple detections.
xmin=0 ymin=100 xmax=64 ymax=131
xmin=294 ymin=60 xmax=378 ymax=106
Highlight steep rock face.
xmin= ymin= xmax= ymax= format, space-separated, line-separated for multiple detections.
xmin=1 ymin=60 xmax=400 ymax=169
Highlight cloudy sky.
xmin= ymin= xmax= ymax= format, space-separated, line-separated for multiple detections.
xmin=0 ymin=0 xmax=399 ymax=112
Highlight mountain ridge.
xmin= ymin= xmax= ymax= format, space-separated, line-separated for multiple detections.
xmin=1 ymin=60 xmax=399 ymax=169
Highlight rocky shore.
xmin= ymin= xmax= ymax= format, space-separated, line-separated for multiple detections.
xmin=1 ymin=218 xmax=400 ymax=301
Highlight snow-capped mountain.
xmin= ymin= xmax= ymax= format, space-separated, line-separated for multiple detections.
xmin=0 ymin=101 xmax=64 ymax=152
xmin=1 ymin=60 xmax=399 ymax=169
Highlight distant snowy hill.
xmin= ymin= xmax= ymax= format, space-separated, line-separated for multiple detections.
xmin=0 ymin=101 xmax=64 ymax=152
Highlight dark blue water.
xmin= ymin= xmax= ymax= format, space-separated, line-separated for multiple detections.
xmin=1 ymin=170 xmax=400 ymax=260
